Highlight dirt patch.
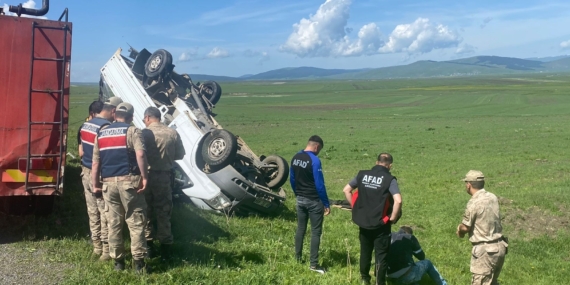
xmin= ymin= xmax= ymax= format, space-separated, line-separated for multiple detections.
xmin=501 ymin=204 xmax=569 ymax=241
xmin=0 ymin=244 xmax=72 ymax=285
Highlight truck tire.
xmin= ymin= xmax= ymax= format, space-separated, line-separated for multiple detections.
xmin=262 ymin=155 xmax=289 ymax=190
xmin=145 ymin=49 xmax=173 ymax=78
xmin=201 ymin=129 xmax=238 ymax=169
xmin=199 ymin=81 xmax=222 ymax=105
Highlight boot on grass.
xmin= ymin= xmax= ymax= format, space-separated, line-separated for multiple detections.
xmin=99 ymin=242 xmax=111 ymax=261
xmin=146 ymin=240 xmax=156 ymax=258
xmin=114 ymin=258 xmax=125 ymax=271
xmin=92 ymin=239 xmax=102 ymax=255
xmin=134 ymin=259 xmax=151 ymax=274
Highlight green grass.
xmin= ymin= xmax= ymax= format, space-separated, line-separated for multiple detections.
xmin=5 ymin=74 xmax=570 ymax=284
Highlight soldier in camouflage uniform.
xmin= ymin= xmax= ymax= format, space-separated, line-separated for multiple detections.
xmin=78 ymin=97 xmax=122 ymax=261
xmin=91 ymin=102 xmax=150 ymax=273
xmin=457 ymin=170 xmax=508 ymax=285
xmin=141 ymin=107 xmax=185 ymax=259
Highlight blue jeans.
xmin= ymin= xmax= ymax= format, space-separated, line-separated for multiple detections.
xmin=295 ymin=196 xmax=324 ymax=267
xmin=395 ymin=259 xmax=447 ymax=285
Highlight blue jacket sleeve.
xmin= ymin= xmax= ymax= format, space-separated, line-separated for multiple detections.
xmin=289 ymin=162 xmax=296 ymax=195
xmin=311 ymin=157 xmax=329 ymax=208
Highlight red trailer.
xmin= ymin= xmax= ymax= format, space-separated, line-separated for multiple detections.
xmin=0 ymin=1 xmax=72 ymax=215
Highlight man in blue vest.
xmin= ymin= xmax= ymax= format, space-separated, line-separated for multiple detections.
xmin=290 ymin=135 xmax=330 ymax=274
xmin=342 ymin=153 xmax=402 ymax=285
xmin=91 ymin=102 xmax=150 ymax=273
xmin=78 ymin=97 xmax=122 ymax=261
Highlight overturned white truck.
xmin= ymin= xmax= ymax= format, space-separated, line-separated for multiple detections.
xmin=99 ymin=47 xmax=288 ymax=215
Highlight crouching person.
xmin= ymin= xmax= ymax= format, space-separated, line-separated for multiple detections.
xmin=387 ymin=226 xmax=447 ymax=285
xmin=91 ymin=102 xmax=150 ymax=273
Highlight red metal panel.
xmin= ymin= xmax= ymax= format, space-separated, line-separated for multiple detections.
xmin=0 ymin=15 xmax=72 ymax=196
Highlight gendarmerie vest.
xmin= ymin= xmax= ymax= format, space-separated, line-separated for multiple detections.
xmin=98 ymin=122 xmax=140 ymax=178
xmin=80 ymin=117 xmax=110 ymax=169
xmin=352 ymin=165 xmax=395 ymax=230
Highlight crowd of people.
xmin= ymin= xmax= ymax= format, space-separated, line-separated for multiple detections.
xmin=78 ymin=100 xmax=508 ymax=283
xmin=291 ymin=136 xmax=508 ymax=285
xmin=78 ymin=97 xmax=185 ymax=273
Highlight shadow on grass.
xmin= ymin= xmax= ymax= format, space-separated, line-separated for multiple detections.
xmin=0 ymin=165 xmax=90 ymax=244
xmin=325 ymin=249 xmax=356 ymax=269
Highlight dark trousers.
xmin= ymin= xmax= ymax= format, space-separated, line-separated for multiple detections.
xmin=359 ymin=226 xmax=391 ymax=285
xmin=295 ymin=196 xmax=324 ymax=267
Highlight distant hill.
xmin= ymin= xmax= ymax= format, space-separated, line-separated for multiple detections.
xmin=246 ymin=66 xmax=366 ymax=80
xmin=182 ymin=55 xmax=570 ymax=82
xmin=525 ymin=55 xmax=570 ymax=62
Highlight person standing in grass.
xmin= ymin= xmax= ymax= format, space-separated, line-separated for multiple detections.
xmin=91 ymin=102 xmax=150 ymax=273
xmin=342 ymin=153 xmax=402 ymax=285
xmin=386 ymin=226 xmax=447 ymax=285
xmin=141 ymin=107 xmax=185 ymax=260
xmin=456 ymin=170 xmax=508 ymax=285
xmin=78 ymin=97 xmax=122 ymax=261
xmin=290 ymin=135 xmax=330 ymax=274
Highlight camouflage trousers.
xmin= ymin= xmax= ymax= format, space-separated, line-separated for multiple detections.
xmin=81 ymin=167 xmax=108 ymax=245
xmin=102 ymin=176 xmax=148 ymax=260
xmin=144 ymin=171 xmax=173 ymax=244
xmin=470 ymin=241 xmax=507 ymax=285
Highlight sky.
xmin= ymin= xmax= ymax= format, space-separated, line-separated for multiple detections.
xmin=3 ymin=0 xmax=570 ymax=82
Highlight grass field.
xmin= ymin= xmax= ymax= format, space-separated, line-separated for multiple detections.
xmin=2 ymin=73 xmax=570 ymax=284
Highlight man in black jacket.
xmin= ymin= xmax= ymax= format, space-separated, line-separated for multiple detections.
xmin=342 ymin=153 xmax=402 ymax=285
xmin=387 ymin=226 xmax=447 ymax=285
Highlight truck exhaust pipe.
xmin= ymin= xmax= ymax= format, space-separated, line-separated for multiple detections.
xmin=9 ymin=0 xmax=49 ymax=17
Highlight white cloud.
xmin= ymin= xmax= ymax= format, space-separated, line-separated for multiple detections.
xmin=178 ymin=50 xmax=199 ymax=62
xmin=455 ymin=43 xmax=477 ymax=55
xmin=561 ymin=40 xmax=570 ymax=50
xmin=380 ymin=18 xmax=461 ymax=54
xmin=280 ymin=0 xmax=460 ymax=57
xmin=206 ymin=47 xmax=230 ymax=59
xmin=2 ymin=1 xmax=47 ymax=19
xmin=280 ymin=0 xmax=358 ymax=57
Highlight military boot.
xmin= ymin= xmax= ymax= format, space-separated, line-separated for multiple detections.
xmin=134 ymin=259 xmax=151 ymax=274
xmin=160 ymin=244 xmax=172 ymax=261
xmin=146 ymin=240 xmax=156 ymax=258
xmin=114 ymin=258 xmax=125 ymax=271
xmin=92 ymin=239 xmax=103 ymax=255
xmin=99 ymin=242 xmax=111 ymax=261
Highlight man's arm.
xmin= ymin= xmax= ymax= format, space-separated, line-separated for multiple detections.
xmin=312 ymin=158 xmax=330 ymax=210
xmin=457 ymin=205 xmax=474 ymax=238
xmin=390 ymin=193 xmax=402 ymax=223
xmin=78 ymin=144 xmax=84 ymax=158
xmin=136 ymin=149 xmax=149 ymax=193
xmin=174 ymin=132 xmax=186 ymax=160
xmin=130 ymin=127 xmax=148 ymax=193
xmin=342 ymin=184 xmax=354 ymax=204
xmin=91 ymin=137 xmax=101 ymax=192
xmin=456 ymin=223 xmax=470 ymax=238
xmin=411 ymin=236 xmax=426 ymax=260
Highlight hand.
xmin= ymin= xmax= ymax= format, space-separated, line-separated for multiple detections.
xmin=456 ymin=224 xmax=466 ymax=238
xmin=324 ymin=207 xmax=331 ymax=216
xmin=93 ymin=187 xmax=102 ymax=193
xmin=137 ymin=178 xmax=147 ymax=194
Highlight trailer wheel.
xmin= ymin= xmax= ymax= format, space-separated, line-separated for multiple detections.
xmin=262 ymin=155 xmax=289 ymax=190
xmin=201 ymin=129 xmax=238 ymax=170
xmin=145 ymin=49 xmax=173 ymax=78
xmin=199 ymin=81 xmax=222 ymax=105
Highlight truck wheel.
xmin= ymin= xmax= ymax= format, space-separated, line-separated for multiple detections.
xmin=145 ymin=49 xmax=173 ymax=78
xmin=262 ymin=155 xmax=289 ymax=190
xmin=201 ymin=129 xmax=238 ymax=169
xmin=199 ymin=81 xmax=222 ymax=105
